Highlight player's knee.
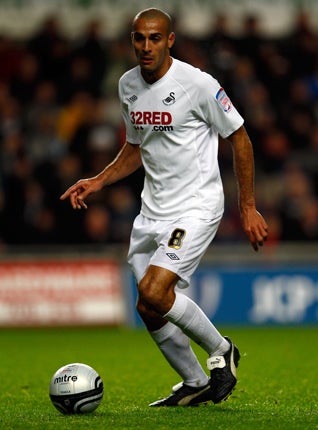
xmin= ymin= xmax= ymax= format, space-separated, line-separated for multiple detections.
xmin=137 ymin=279 xmax=175 ymax=316
xmin=136 ymin=299 xmax=167 ymax=331
xmin=136 ymin=296 xmax=160 ymax=323
xmin=136 ymin=298 xmax=146 ymax=316
xmin=137 ymin=278 xmax=159 ymax=309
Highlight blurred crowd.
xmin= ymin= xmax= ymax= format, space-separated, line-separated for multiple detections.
xmin=0 ymin=10 xmax=317 ymax=248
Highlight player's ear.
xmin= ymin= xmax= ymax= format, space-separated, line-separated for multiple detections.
xmin=168 ymin=32 xmax=175 ymax=49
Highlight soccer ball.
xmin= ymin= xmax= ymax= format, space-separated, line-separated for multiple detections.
xmin=49 ymin=363 xmax=103 ymax=414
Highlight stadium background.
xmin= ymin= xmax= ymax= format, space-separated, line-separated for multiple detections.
xmin=0 ymin=0 xmax=317 ymax=327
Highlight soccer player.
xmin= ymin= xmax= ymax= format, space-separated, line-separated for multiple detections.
xmin=60 ymin=8 xmax=268 ymax=406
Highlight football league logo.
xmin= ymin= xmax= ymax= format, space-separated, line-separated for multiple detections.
xmin=215 ymin=88 xmax=232 ymax=112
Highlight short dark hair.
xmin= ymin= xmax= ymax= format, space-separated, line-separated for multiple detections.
xmin=132 ymin=8 xmax=172 ymax=34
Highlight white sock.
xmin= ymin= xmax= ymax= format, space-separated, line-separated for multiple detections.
xmin=164 ymin=292 xmax=229 ymax=356
xmin=150 ymin=321 xmax=209 ymax=388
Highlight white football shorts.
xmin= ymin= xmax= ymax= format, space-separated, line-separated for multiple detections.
xmin=127 ymin=213 xmax=222 ymax=289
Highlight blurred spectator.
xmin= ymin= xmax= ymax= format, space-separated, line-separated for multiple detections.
xmin=228 ymin=57 xmax=258 ymax=110
xmin=82 ymin=204 xmax=111 ymax=244
xmin=23 ymin=179 xmax=58 ymax=244
xmin=257 ymin=42 xmax=291 ymax=106
xmin=202 ymin=13 xmax=237 ymax=81
xmin=237 ymin=14 xmax=266 ymax=67
xmin=0 ymin=96 xmax=22 ymax=138
xmin=243 ymin=81 xmax=276 ymax=143
xmin=306 ymin=54 xmax=318 ymax=100
xmin=60 ymin=55 xmax=98 ymax=102
xmin=10 ymin=53 xmax=40 ymax=105
xmin=108 ymin=185 xmax=139 ymax=243
xmin=27 ymin=15 xmax=69 ymax=83
xmin=25 ymin=83 xmax=64 ymax=166
xmin=68 ymin=96 xmax=119 ymax=175
xmin=0 ymin=35 xmax=24 ymax=83
xmin=300 ymin=197 xmax=318 ymax=240
xmin=70 ymin=19 xmax=110 ymax=99
xmin=259 ymin=128 xmax=291 ymax=174
xmin=286 ymin=108 xmax=314 ymax=150
xmin=1 ymin=153 xmax=33 ymax=243
xmin=101 ymin=21 xmax=140 ymax=98
xmin=279 ymin=163 xmax=317 ymax=241
xmin=283 ymin=11 xmax=318 ymax=78
xmin=56 ymin=92 xmax=95 ymax=144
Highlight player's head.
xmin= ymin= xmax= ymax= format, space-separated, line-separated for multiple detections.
xmin=131 ymin=8 xmax=175 ymax=84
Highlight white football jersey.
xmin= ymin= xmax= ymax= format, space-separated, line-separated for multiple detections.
xmin=118 ymin=58 xmax=244 ymax=220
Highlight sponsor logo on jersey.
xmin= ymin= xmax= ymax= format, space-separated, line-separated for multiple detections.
xmin=215 ymin=87 xmax=232 ymax=112
xmin=162 ymin=92 xmax=176 ymax=106
xmin=152 ymin=125 xmax=174 ymax=132
xmin=130 ymin=111 xmax=172 ymax=125
xmin=130 ymin=111 xmax=174 ymax=132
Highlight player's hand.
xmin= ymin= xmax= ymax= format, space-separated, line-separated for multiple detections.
xmin=240 ymin=207 xmax=268 ymax=252
xmin=60 ymin=178 xmax=102 ymax=210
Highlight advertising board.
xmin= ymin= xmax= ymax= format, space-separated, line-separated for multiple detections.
xmin=0 ymin=259 xmax=125 ymax=326
xmin=129 ymin=265 xmax=318 ymax=325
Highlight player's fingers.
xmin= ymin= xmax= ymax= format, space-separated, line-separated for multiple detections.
xmin=249 ymin=231 xmax=260 ymax=251
xmin=60 ymin=189 xmax=71 ymax=200
xmin=60 ymin=179 xmax=89 ymax=200
xmin=77 ymin=196 xmax=88 ymax=209
xmin=60 ymin=184 xmax=81 ymax=201
xmin=257 ymin=212 xmax=269 ymax=235
xmin=70 ymin=192 xmax=80 ymax=210
xmin=251 ymin=241 xmax=259 ymax=252
xmin=250 ymin=225 xmax=268 ymax=251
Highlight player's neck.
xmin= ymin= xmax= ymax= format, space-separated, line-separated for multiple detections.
xmin=141 ymin=56 xmax=173 ymax=84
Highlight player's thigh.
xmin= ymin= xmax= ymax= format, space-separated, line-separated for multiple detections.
xmin=127 ymin=214 xmax=156 ymax=283
xmin=151 ymin=216 xmax=221 ymax=288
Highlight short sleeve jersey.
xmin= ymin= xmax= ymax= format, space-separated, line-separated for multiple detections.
xmin=118 ymin=58 xmax=244 ymax=220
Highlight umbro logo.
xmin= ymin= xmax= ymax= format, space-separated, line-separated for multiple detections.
xmin=128 ymin=95 xmax=138 ymax=103
xmin=166 ymin=253 xmax=179 ymax=260
xmin=162 ymin=92 xmax=176 ymax=106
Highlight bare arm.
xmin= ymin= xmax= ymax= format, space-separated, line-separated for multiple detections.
xmin=226 ymin=125 xmax=268 ymax=251
xmin=60 ymin=142 xmax=142 ymax=210
xmin=98 ymin=141 xmax=142 ymax=185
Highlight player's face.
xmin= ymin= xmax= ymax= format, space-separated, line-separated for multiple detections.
xmin=132 ymin=17 xmax=175 ymax=84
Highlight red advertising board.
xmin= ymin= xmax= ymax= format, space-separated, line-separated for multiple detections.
xmin=0 ymin=259 xmax=125 ymax=326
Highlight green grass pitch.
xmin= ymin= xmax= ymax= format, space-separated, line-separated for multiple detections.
xmin=0 ymin=326 xmax=317 ymax=430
